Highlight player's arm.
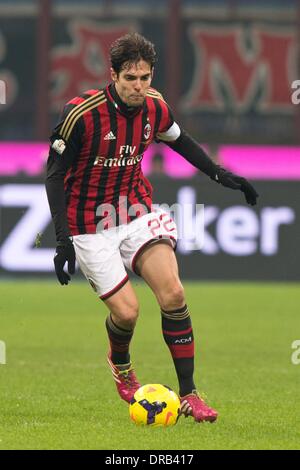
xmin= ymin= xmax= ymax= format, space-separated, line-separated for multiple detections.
xmin=158 ymin=125 xmax=258 ymax=206
xmin=45 ymin=106 xmax=83 ymax=285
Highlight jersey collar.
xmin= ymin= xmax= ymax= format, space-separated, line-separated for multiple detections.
xmin=106 ymin=83 xmax=144 ymax=118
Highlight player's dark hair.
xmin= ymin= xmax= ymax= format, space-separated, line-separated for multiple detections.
xmin=110 ymin=32 xmax=156 ymax=75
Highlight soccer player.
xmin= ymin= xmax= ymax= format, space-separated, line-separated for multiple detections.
xmin=46 ymin=32 xmax=258 ymax=423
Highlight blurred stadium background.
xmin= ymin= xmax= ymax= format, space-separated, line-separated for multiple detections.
xmin=1 ymin=0 xmax=300 ymax=280
xmin=0 ymin=0 xmax=300 ymax=450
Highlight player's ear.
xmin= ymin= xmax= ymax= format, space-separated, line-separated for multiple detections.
xmin=111 ymin=67 xmax=118 ymax=83
xmin=151 ymin=67 xmax=154 ymax=80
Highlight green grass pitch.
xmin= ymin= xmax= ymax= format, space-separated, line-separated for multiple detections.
xmin=0 ymin=280 xmax=299 ymax=450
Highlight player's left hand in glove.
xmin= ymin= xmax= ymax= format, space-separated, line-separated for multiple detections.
xmin=54 ymin=238 xmax=76 ymax=285
xmin=212 ymin=166 xmax=259 ymax=206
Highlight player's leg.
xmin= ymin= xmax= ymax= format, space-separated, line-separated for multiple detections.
xmin=103 ymin=281 xmax=141 ymax=403
xmin=121 ymin=212 xmax=195 ymax=397
xmin=72 ymin=233 xmax=140 ymax=402
xmin=135 ymin=242 xmax=218 ymax=422
xmin=120 ymin=210 xmax=218 ymax=420
xmin=135 ymin=241 xmax=195 ymax=394
xmin=135 ymin=240 xmax=184 ymax=310
xmin=104 ymin=279 xmax=139 ymax=366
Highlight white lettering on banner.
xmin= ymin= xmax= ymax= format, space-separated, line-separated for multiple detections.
xmin=176 ymin=187 xmax=296 ymax=255
xmin=217 ymin=207 xmax=259 ymax=255
xmin=201 ymin=206 xmax=220 ymax=254
xmin=0 ymin=184 xmax=297 ymax=272
xmin=0 ymin=185 xmax=53 ymax=271
xmin=260 ymin=207 xmax=295 ymax=255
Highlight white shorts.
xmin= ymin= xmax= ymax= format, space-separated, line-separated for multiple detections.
xmin=73 ymin=209 xmax=177 ymax=300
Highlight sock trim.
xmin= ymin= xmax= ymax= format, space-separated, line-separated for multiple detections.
xmin=161 ymin=304 xmax=187 ymax=315
xmin=161 ymin=306 xmax=189 ymax=321
xmin=106 ymin=314 xmax=134 ymax=336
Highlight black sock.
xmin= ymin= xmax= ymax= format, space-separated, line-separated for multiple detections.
xmin=161 ymin=304 xmax=196 ymax=396
xmin=105 ymin=314 xmax=134 ymax=365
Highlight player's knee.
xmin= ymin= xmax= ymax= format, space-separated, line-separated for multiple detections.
xmin=112 ymin=301 xmax=139 ymax=329
xmin=122 ymin=306 xmax=139 ymax=328
xmin=159 ymin=281 xmax=185 ymax=311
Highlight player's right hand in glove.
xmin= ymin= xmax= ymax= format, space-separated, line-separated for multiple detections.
xmin=212 ymin=166 xmax=259 ymax=206
xmin=54 ymin=238 xmax=76 ymax=285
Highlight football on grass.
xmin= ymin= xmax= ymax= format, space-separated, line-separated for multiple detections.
xmin=129 ymin=384 xmax=180 ymax=426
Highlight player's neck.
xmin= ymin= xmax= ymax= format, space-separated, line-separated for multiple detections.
xmin=110 ymin=83 xmax=143 ymax=117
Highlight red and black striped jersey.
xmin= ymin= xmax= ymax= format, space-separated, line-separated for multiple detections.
xmin=47 ymin=84 xmax=178 ymax=236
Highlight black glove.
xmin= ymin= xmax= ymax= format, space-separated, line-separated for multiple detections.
xmin=212 ymin=166 xmax=259 ymax=206
xmin=54 ymin=238 xmax=76 ymax=285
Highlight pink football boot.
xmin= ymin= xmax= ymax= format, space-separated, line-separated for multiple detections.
xmin=107 ymin=354 xmax=141 ymax=403
xmin=180 ymin=390 xmax=218 ymax=423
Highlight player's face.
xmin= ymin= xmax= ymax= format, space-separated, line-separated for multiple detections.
xmin=111 ymin=60 xmax=153 ymax=107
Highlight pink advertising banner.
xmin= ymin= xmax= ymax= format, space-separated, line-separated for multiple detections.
xmin=0 ymin=142 xmax=299 ymax=179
